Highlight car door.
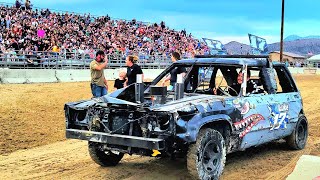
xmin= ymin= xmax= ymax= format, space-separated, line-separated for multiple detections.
xmin=235 ymin=67 xmax=276 ymax=149
xmin=271 ymin=65 xmax=302 ymax=139
xmin=238 ymin=65 xmax=302 ymax=149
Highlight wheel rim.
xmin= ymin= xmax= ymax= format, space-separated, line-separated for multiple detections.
xmin=297 ymin=123 xmax=306 ymax=145
xmin=202 ymin=140 xmax=221 ymax=174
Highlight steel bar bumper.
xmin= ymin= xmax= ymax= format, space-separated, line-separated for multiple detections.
xmin=66 ymin=129 xmax=165 ymax=150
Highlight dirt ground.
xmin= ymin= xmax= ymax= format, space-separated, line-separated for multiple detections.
xmin=0 ymin=75 xmax=320 ymax=180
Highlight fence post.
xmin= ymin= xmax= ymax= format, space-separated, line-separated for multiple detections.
xmin=55 ymin=53 xmax=58 ymax=69
xmin=158 ymin=55 xmax=160 ymax=69
xmin=4 ymin=53 xmax=8 ymax=68
xmin=119 ymin=54 xmax=122 ymax=68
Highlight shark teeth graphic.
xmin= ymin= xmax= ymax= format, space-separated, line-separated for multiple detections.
xmin=234 ymin=114 xmax=265 ymax=138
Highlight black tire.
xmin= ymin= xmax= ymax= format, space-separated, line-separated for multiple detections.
xmin=88 ymin=142 xmax=124 ymax=167
xmin=187 ymin=128 xmax=226 ymax=180
xmin=286 ymin=115 xmax=308 ymax=150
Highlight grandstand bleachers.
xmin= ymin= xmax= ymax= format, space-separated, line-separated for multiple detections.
xmin=0 ymin=2 xmax=210 ymax=68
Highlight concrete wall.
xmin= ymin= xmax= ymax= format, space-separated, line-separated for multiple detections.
xmin=1 ymin=67 xmax=320 ymax=84
xmin=0 ymin=69 xmax=166 ymax=84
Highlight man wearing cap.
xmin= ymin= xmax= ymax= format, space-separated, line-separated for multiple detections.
xmin=90 ymin=50 xmax=108 ymax=97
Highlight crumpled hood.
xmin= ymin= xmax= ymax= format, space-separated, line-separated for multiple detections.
xmin=66 ymin=83 xmax=138 ymax=108
xmin=66 ymin=95 xmax=140 ymax=110
xmin=66 ymin=84 xmax=230 ymax=112
xmin=150 ymin=94 xmax=230 ymax=112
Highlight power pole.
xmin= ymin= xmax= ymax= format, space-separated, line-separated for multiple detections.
xmin=280 ymin=0 xmax=285 ymax=62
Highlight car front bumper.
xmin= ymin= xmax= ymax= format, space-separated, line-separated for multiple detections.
xmin=66 ymin=129 xmax=165 ymax=150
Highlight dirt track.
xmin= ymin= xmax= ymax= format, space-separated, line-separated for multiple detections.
xmin=0 ymin=75 xmax=320 ymax=179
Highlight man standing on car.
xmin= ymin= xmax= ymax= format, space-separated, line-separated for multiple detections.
xmin=90 ymin=50 xmax=108 ymax=97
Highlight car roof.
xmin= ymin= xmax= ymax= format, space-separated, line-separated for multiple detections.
xmin=175 ymin=55 xmax=286 ymax=67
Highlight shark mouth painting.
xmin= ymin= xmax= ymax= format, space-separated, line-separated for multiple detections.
xmin=234 ymin=114 xmax=265 ymax=138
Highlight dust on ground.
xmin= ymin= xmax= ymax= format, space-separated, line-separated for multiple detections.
xmin=0 ymin=75 xmax=319 ymax=180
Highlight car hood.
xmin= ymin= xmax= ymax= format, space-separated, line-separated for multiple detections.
xmin=66 ymin=84 xmax=231 ymax=112
xmin=149 ymin=94 xmax=230 ymax=112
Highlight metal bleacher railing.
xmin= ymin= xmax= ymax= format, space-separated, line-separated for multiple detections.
xmin=0 ymin=51 xmax=172 ymax=69
xmin=0 ymin=1 xmax=150 ymax=25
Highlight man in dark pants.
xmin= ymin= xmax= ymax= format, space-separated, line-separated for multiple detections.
xmin=90 ymin=50 xmax=108 ymax=97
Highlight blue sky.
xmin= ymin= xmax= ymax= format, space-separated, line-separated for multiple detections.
xmin=2 ymin=0 xmax=319 ymax=44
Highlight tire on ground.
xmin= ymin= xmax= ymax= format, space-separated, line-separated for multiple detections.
xmin=187 ymin=128 xmax=227 ymax=180
xmin=88 ymin=142 xmax=124 ymax=166
xmin=286 ymin=115 xmax=308 ymax=150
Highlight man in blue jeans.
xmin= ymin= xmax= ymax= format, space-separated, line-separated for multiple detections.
xmin=90 ymin=50 xmax=108 ymax=97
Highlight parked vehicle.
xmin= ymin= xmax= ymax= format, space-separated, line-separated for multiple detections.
xmin=64 ymin=55 xmax=308 ymax=179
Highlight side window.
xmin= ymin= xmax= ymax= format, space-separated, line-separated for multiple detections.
xmin=248 ymin=68 xmax=266 ymax=94
xmin=155 ymin=66 xmax=191 ymax=88
xmin=274 ymin=66 xmax=297 ymax=93
xmin=215 ymin=69 xmax=228 ymax=89
xmin=196 ymin=66 xmax=214 ymax=91
xmin=184 ymin=66 xmax=214 ymax=93
xmin=273 ymin=69 xmax=283 ymax=93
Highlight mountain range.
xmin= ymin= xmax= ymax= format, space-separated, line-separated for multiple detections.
xmin=284 ymin=35 xmax=320 ymax=41
xmin=225 ymin=37 xmax=320 ymax=56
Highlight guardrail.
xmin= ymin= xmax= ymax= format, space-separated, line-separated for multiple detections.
xmin=0 ymin=52 xmax=172 ymax=69
xmin=1 ymin=51 xmax=319 ymax=69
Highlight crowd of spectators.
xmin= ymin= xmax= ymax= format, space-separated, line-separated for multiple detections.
xmin=0 ymin=1 xmax=209 ymax=62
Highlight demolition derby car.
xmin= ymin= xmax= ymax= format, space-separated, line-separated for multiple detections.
xmin=64 ymin=55 xmax=308 ymax=179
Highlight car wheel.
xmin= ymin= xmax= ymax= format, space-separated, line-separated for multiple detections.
xmin=286 ymin=115 xmax=308 ymax=150
xmin=88 ymin=142 xmax=124 ymax=166
xmin=187 ymin=128 xmax=226 ymax=180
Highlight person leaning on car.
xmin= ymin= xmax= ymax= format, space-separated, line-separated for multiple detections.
xmin=124 ymin=55 xmax=143 ymax=87
xmin=161 ymin=52 xmax=186 ymax=90
xmin=90 ymin=50 xmax=108 ymax=97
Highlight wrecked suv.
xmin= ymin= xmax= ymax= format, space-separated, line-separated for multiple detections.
xmin=65 ymin=55 xmax=308 ymax=179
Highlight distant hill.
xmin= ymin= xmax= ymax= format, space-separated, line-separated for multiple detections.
xmin=224 ymin=39 xmax=320 ymax=56
xmin=224 ymin=41 xmax=251 ymax=55
xmin=268 ymin=39 xmax=320 ymax=55
xmin=284 ymin=35 xmax=320 ymax=41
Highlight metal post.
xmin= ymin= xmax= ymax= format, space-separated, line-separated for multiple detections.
xmin=135 ymin=74 xmax=144 ymax=103
xmin=174 ymin=74 xmax=184 ymax=100
xmin=4 ymin=53 xmax=8 ymax=68
xmin=280 ymin=0 xmax=285 ymax=62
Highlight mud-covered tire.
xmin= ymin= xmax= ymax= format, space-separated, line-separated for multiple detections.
xmin=187 ymin=128 xmax=226 ymax=180
xmin=88 ymin=142 xmax=124 ymax=166
xmin=286 ymin=115 xmax=308 ymax=150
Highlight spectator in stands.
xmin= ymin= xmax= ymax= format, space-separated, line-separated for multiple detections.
xmin=25 ymin=0 xmax=31 ymax=10
xmin=15 ymin=0 xmax=21 ymax=9
xmin=161 ymin=52 xmax=186 ymax=90
xmin=124 ymin=55 xmax=143 ymax=87
xmin=114 ymin=70 xmax=126 ymax=90
xmin=90 ymin=50 xmax=108 ymax=97
xmin=0 ymin=4 xmax=208 ymax=62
